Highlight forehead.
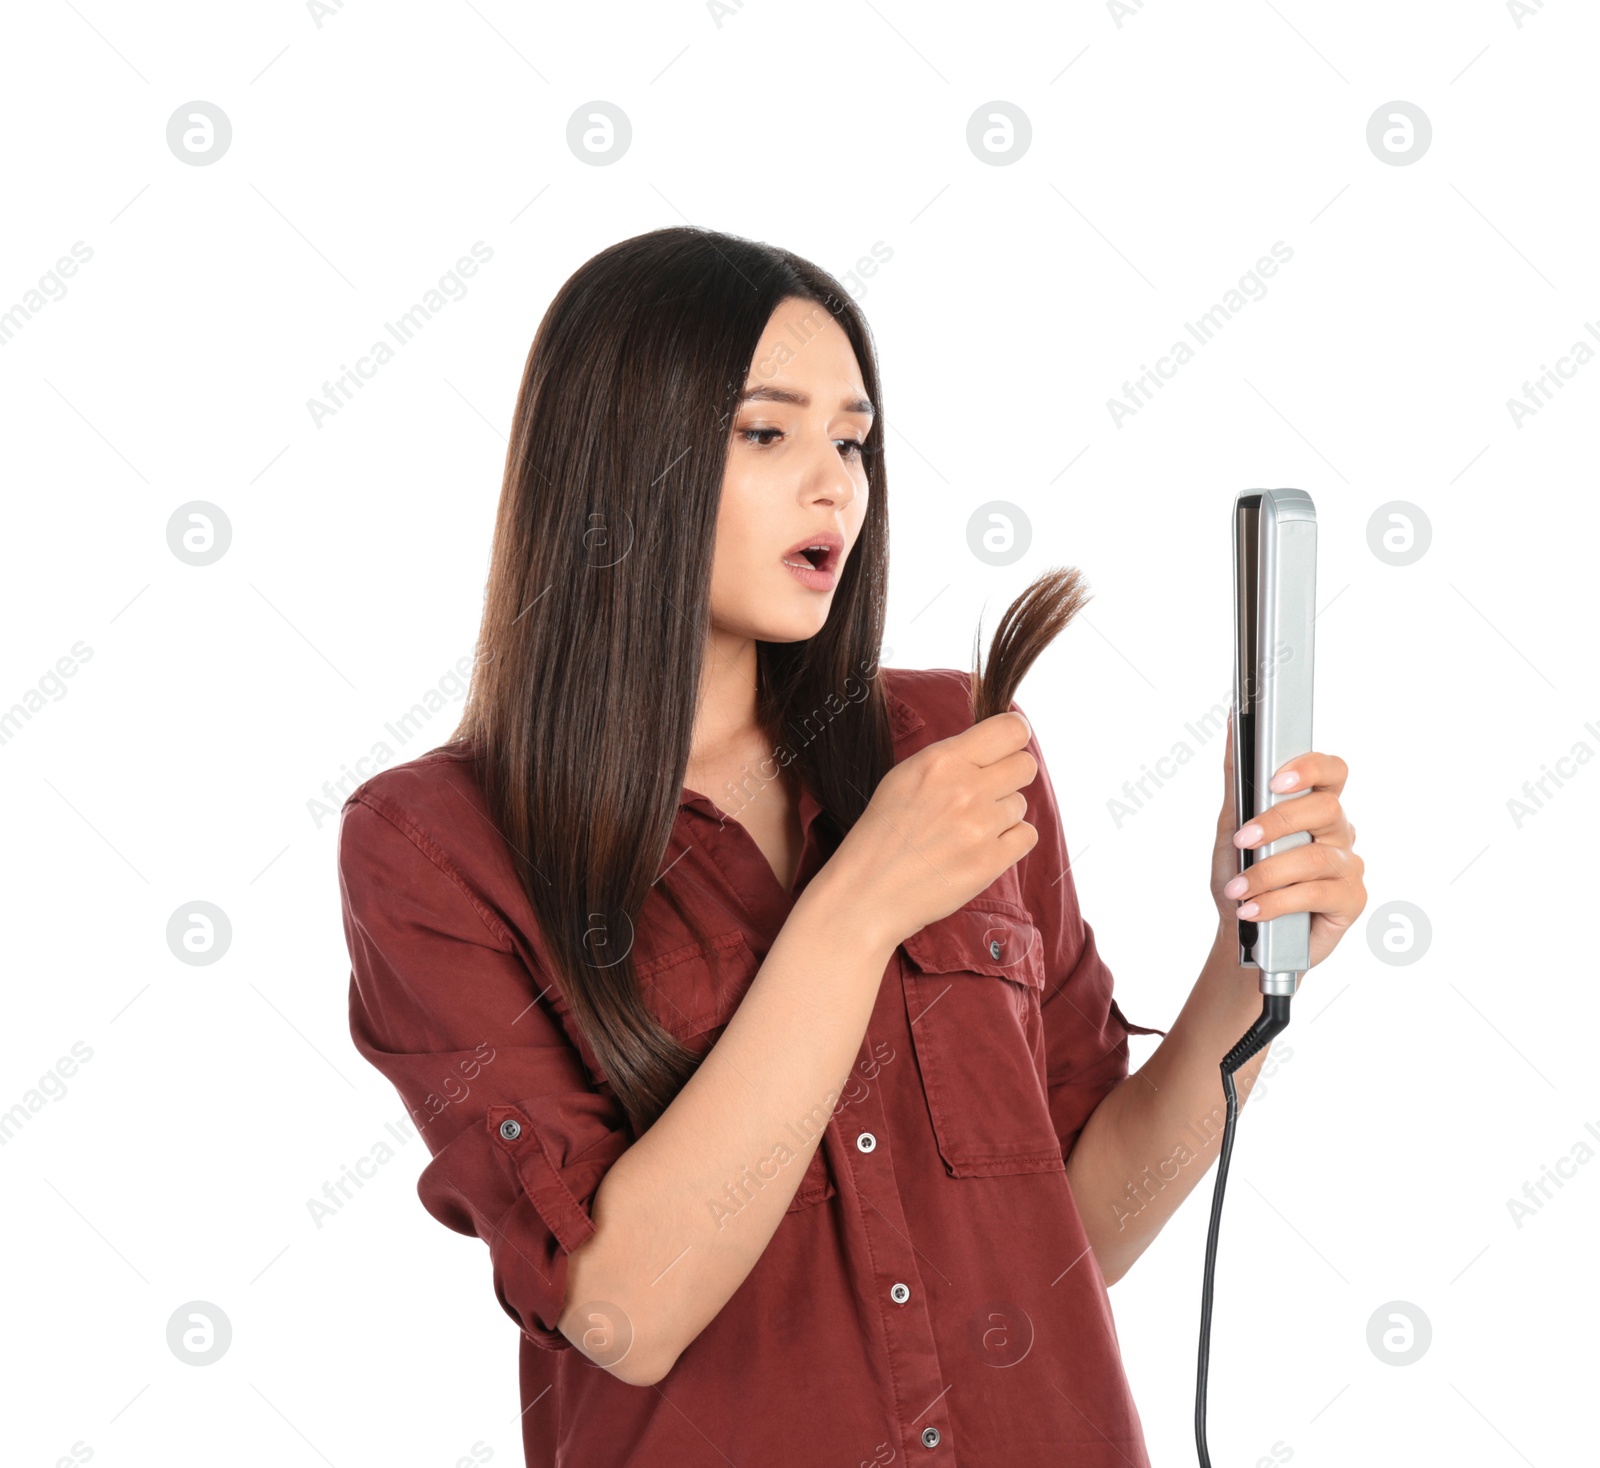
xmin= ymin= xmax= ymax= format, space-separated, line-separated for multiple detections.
xmin=745 ymin=300 xmax=870 ymax=406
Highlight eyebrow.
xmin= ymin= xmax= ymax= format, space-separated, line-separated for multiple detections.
xmin=738 ymin=385 xmax=875 ymax=417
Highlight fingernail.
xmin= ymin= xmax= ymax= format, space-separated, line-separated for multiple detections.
xmin=1236 ymin=901 xmax=1260 ymax=918
xmin=1270 ymin=770 xmax=1299 ymax=791
xmin=1223 ymin=876 xmax=1248 ymax=898
xmin=1236 ymin=824 xmax=1263 ymax=846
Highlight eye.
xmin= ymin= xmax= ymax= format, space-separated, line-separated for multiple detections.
xmin=734 ymin=426 xmax=870 ymax=461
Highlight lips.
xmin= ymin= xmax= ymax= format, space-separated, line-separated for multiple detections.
xmin=780 ymin=532 xmax=843 ymax=576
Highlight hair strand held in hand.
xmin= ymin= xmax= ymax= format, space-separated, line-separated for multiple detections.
xmin=968 ymin=566 xmax=1092 ymax=724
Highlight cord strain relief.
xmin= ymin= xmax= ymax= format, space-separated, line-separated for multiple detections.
xmin=1220 ymin=993 xmax=1294 ymax=1076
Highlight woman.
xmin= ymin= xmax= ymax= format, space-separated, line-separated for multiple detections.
xmin=335 ymin=225 xmax=1366 ymax=1466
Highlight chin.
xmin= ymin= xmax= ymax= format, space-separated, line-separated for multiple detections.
xmin=737 ymin=606 xmax=832 ymax=644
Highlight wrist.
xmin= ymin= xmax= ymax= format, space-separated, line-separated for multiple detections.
xmin=1201 ymin=922 xmax=1256 ymax=997
xmin=797 ymin=862 xmax=903 ymax=966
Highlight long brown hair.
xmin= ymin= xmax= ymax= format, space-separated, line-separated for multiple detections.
xmin=448 ymin=225 xmax=1087 ymax=1137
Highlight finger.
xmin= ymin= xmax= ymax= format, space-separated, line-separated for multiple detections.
xmin=1217 ymin=709 xmax=1236 ymax=822
xmin=960 ymin=708 xmax=1034 ymax=766
xmin=1223 ymin=840 xmax=1360 ymax=905
xmin=1235 ymin=790 xmax=1344 ymax=848
xmin=980 ymin=747 xmax=1039 ymax=800
xmin=1266 ymin=750 xmax=1348 ymax=798
xmin=1231 ymin=875 xmax=1361 ymax=927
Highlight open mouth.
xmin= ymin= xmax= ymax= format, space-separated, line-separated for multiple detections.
xmin=783 ymin=544 xmax=837 ymax=573
xmin=780 ymin=533 xmax=843 ymax=578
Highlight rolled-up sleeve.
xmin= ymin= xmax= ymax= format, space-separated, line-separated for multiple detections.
xmin=1010 ymin=699 xmax=1168 ymax=1163
xmin=336 ymin=794 xmax=634 ymax=1351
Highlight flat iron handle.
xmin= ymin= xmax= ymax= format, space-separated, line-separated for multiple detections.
xmin=1231 ymin=488 xmax=1317 ymax=995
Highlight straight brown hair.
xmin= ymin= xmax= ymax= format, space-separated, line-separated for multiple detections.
xmin=447 ymin=225 xmax=1088 ymax=1137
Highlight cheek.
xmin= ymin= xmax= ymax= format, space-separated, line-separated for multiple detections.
xmin=711 ymin=466 xmax=769 ymax=595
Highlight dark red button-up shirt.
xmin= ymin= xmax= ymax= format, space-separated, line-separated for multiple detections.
xmin=337 ymin=665 xmax=1166 ymax=1467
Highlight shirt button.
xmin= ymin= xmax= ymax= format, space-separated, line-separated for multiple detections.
xmin=856 ymin=1131 xmax=877 ymax=1153
xmin=890 ymin=1282 xmax=911 ymax=1304
xmin=498 ymin=1119 xmax=522 ymax=1141
xmin=921 ymin=1426 xmax=941 ymax=1448
xmin=989 ymin=938 xmax=1003 ymax=959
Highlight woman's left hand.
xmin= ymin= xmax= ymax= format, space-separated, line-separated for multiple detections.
xmin=1210 ymin=710 xmax=1367 ymax=971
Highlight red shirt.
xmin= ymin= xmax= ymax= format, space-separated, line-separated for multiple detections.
xmin=337 ymin=665 xmax=1166 ymax=1467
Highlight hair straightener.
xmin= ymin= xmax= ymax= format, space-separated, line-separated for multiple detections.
xmin=1195 ymin=489 xmax=1317 ymax=1466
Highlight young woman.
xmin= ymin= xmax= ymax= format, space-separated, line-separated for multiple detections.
xmin=336 ymin=226 xmax=1366 ymax=1466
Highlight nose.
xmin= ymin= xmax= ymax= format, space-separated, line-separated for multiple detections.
xmin=802 ymin=436 xmax=860 ymax=511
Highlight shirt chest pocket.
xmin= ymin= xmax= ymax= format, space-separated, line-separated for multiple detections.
xmin=899 ymin=901 xmax=1065 ymax=1179
xmin=636 ymin=928 xmax=835 ymax=1214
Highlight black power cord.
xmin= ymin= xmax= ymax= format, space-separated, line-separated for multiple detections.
xmin=1195 ymin=992 xmax=1293 ymax=1467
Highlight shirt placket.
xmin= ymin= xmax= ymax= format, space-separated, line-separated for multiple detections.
xmin=840 ymin=954 xmax=957 ymax=1461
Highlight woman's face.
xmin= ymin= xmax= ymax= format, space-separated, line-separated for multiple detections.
xmin=709 ymin=295 xmax=874 ymax=644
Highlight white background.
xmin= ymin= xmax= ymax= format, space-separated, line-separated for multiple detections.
xmin=3 ymin=1 xmax=1595 ymax=1464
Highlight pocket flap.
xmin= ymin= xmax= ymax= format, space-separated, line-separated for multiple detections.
xmin=901 ymin=903 xmax=1044 ymax=990
xmin=637 ymin=929 xmax=757 ymax=1041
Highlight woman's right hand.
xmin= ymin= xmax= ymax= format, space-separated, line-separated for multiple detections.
xmin=822 ymin=710 xmax=1040 ymax=953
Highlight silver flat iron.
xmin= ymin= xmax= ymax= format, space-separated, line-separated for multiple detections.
xmin=1196 ymin=488 xmax=1317 ymax=1467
